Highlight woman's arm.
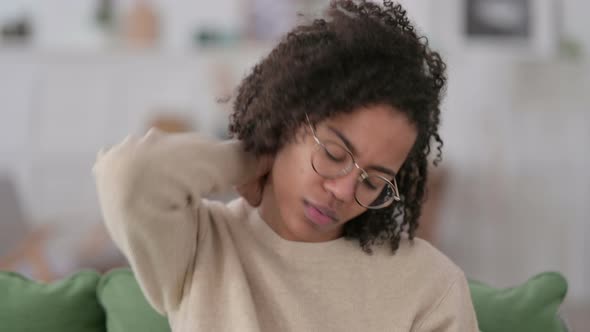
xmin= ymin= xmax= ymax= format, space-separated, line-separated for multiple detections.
xmin=93 ymin=129 xmax=256 ymax=315
xmin=412 ymin=273 xmax=480 ymax=332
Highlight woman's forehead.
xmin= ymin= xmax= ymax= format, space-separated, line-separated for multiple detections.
xmin=316 ymin=107 xmax=417 ymax=166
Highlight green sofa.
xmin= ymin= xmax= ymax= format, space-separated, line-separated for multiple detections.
xmin=0 ymin=268 xmax=569 ymax=332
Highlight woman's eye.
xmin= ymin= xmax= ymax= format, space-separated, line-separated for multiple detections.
xmin=324 ymin=149 xmax=345 ymax=162
xmin=363 ymin=179 xmax=379 ymax=190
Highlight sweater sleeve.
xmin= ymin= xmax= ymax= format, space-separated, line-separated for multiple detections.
xmin=413 ymin=273 xmax=480 ymax=332
xmin=92 ymin=129 xmax=257 ymax=315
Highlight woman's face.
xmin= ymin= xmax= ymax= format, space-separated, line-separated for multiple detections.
xmin=259 ymin=105 xmax=418 ymax=242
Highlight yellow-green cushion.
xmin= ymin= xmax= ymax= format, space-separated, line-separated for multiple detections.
xmin=97 ymin=268 xmax=171 ymax=332
xmin=470 ymin=271 xmax=568 ymax=332
xmin=0 ymin=270 xmax=104 ymax=332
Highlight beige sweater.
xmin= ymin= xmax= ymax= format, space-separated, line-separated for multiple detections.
xmin=93 ymin=129 xmax=479 ymax=332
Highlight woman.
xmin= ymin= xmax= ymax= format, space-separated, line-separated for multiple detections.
xmin=93 ymin=1 xmax=479 ymax=331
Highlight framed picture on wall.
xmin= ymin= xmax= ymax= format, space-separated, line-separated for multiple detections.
xmin=462 ymin=0 xmax=559 ymax=58
xmin=465 ymin=0 xmax=531 ymax=39
xmin=431 ymin=0 xmax=559 ymax=59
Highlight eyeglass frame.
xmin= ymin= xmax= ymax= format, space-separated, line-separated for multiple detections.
xmin=305 ymin=114 xmax=401 ymax=209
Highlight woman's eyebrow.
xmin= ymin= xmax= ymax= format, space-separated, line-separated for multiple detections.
xmin=327 ymin=125 xmax=357 ymax=155
xmin=326 ymin=125 xmax=397 ymax=176
xmin=368 ymin=165 xmax=397 ymax=177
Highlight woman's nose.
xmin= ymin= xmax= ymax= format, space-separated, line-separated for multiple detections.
xmin=322 ymin=170 xmax=359 ymax=203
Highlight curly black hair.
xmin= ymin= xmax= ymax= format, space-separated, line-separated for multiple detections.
xmin=229 ymin=0 xmax=446 ymax=254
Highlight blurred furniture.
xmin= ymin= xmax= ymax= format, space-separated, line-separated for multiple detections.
xmin=0 ymin=175 xmax=54 ymax=281
xmin=73 ymin=222 xmax=128 ymax=274
xmin=0 ymin=268 xmax=570 ymax=332
xmin=124 ymin=0 xmax=160 ymax=49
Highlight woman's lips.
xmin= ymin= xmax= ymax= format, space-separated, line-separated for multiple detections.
xmin=304 ymin=200 xmax=338 ymax=226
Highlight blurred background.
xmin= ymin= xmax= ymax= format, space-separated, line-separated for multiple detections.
xmin=0 ymin=0 xmax=588 ymax=328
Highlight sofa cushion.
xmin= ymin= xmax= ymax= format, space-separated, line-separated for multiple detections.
xmin=0 ymin=269 xmax=104 ymax=332
xmin=97 ymin=268 xmax=171 ymax=332
xmin=470 ymin=271 xmax=568 ymax=332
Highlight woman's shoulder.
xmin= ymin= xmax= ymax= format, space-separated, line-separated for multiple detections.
xmin=195 ymin=197 xmax=254 ymax=233
xmin=371 ymin=236 xmax=466 ymax=284
xmin=402 ymin=237 xmax=460 ymax=269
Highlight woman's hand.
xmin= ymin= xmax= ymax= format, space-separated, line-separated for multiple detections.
xmin=235 ymin=154 xmax=274 ymax=207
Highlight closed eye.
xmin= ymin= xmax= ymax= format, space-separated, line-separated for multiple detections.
xmin=324 ymin=148 xmax=346 ymax=162
xmin=363 ymin=180 xmax=379 ymax=190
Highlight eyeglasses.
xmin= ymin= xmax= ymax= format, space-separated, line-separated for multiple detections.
xmin=306 ymin=114 xmax=401 ymax=209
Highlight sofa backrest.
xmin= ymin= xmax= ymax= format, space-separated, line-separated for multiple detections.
xmin=0 ymin=268 xmax=569 ymax=332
